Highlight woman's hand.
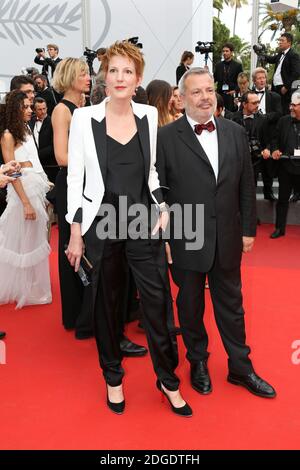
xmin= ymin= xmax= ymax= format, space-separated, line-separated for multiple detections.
xmin=1 ymin=160 xmax=21 ymax=175
xmin=65 ymin=229 xmax=84 ymax=272
xmin=23 ymin=202 xmax=36 ymax=220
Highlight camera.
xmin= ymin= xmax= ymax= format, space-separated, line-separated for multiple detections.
xmin=35 ymin=48 xmax=45 ymax=54
xmin=195 ymin=41 xmax=214 ymax=54
xmin=249 ymin=137 xmax=262 ymax=159
xmin=127 ymin=37 xmax=143 ymax=49
xmin=84 ymin=47 xmax=97 ymax=62
xmin=253 ymin=43 xmax=266 ymax=55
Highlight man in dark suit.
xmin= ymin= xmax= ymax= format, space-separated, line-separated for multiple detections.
xmin=270 ymin=91 xmax=300 ymax=238
xmin=157 ymin=67 xmax=276 ymax=398
xmin=30 ymin=98 xmax=59 ymax=183
xmin=34 ymin=74 xmax=57 ymax=116
xmin=214 ymin=42 xmax=243 ymax=112
xmin=262 ymin=33 xmax=300 ymax=115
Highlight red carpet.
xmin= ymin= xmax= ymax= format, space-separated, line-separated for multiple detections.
xmin=1 ymin=224 xmax=300 ymax=450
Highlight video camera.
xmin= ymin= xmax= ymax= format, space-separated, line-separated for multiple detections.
xmin=127 ymin=37 xmax=143 ymax=49
xmin=84 ymin=47 xmax=97 ymax=63
xmin=195 ymin=41 xmax=214 ymax=55
xmin=253 ymin=43 xmax=267 ymax=55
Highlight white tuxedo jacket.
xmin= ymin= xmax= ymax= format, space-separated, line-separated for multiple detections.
xmin=66 ymin=98 xmax=164 ymax=235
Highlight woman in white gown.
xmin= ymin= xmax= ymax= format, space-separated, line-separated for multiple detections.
xmin=0 ymin=90 xmax=52 ymax=308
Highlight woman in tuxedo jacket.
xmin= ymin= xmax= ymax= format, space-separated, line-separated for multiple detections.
xmin=66 ymin=41 xmax=191 ymax=417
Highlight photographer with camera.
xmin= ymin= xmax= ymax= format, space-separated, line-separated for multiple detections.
xmin=231 ymin=91 xmax=271 ymax=187
xmin=176 ymin=51 xmax=194 ymax=84
xmin=34 ymin=44 xmax=62 ymax=82
xmin=254 ymin=33 xmax=300 ymax=115
xmin=214 ymin=42 xmax=243 ymax=112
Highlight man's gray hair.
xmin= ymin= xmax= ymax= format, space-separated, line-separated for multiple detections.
xmin=291 ymin=90 xmax=300 ymax=103
xmin=252 ymin=67 xmax=267 ymax=81
xmin=178 ymin=67 xmax=214 ymax=95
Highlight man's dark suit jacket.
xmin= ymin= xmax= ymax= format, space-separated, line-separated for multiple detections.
xmin=36 ymin=87 xmax=58 ymax=116
xmin=34 ymin=56 xmax=62 ymax=78
xmin=271 ymin=115 xmax=300 ymax=175
xmin=265 ymin=49 xmax=300 ymax=92
xmin=214 ymin=59 xmax=243 ymax=94
xmin=230 ymin=109 xmax=270 ymax=150
xmin=156 ymin=115 xmax=256 ymax=273
xmin=29 ymin=116 xmax=58 ymax=182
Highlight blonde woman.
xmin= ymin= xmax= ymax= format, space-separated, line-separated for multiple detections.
xmin=52 ymin=58 xmax=93 ymax=338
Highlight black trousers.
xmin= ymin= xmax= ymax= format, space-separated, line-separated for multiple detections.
xmin=273 ymin=85 xmax=291 ymax=115
xmin=92 ymin=236 xmax=179 ymax=390
xmin=170 ymin=251 xmax=253 ymax=375
xmin=55 ymin=168 xmax=93 ymax=334
xmin=275 ymin=165 xmax=300 ymax=231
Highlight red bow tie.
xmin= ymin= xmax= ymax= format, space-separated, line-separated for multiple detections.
xmin=194 ymin=121 xmax=215 ymax=135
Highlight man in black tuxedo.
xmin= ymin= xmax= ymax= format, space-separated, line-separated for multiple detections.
xmin=30 ymin=98 xmax=59 ymax=183
xmin=270 ymin=91 xmax=300 ymax=238
xmin=214 ymin=42 xmax=243 ymax=112
xmin=262 ymin=33 xmax=300 ymax=115
xmin=252 ymin=67 xmax=282 ymax=200
xmin=34 ymin=43 xmax=62 ymax=83
xmin=157 ymin=68 xmax=276 ymax=398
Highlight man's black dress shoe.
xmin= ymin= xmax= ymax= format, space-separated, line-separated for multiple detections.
xmin=227 ymin=372 xmax=276 ymax=398
xmin=120 ymin=335 xmax=148 ymax=357
xmin=270 ymin=228 xmax=285 ymax=239
xmin=0 ymin=331 xmax=6 ymax=340
xmin=191 ymin=360 xmax=212 ymax=394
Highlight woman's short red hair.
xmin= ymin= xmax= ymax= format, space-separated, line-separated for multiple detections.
xmin=101 ymin=41 xmax=145 ymax=77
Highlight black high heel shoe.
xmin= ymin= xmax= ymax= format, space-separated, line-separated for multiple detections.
xmin=106 ymin=384 xmax=125 ymax=415
xmin=156 ymin=380 xmax=192 ymax=417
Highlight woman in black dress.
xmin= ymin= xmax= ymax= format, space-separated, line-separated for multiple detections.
xmin=52 ymin=58 xmax=93 ymax=338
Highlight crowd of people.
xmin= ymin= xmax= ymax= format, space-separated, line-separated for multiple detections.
xmin=1 ymin=32 xmax=300 ymax=416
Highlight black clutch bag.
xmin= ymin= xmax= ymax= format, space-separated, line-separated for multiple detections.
xmin=77 ymin=255 xmax=93 ymax=287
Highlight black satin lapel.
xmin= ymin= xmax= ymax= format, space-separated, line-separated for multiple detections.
xmin=177 ymin=116 xmax=211 ymax=168
xmin=91 ymin=117 xmax=107 ymax=183
xmin=215 ymin=118 xmax=226 ymax=182
xmin=135 ymin=115 xmax=150 ymax=182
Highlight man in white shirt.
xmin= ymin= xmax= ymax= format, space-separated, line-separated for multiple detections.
xmin=263 ymin=33 xmax=300 ymax=114
xmin=252 ymin=67 xmax=282 ymax=200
